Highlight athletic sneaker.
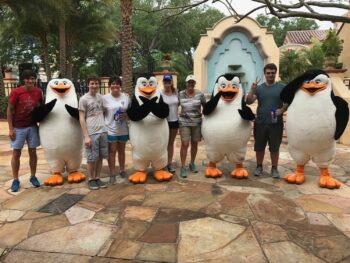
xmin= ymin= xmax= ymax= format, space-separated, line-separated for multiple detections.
xmin=180 ymin=167 xmax=187 ymax=178
xmin=29 ymin=176 xmax=41 ymax=187
xmin=11 ymin=179 xmax=20 ymax=192
xmin=189 ymin=163 xmax=198 ymax=173
xmin=96 ymin=179 xmax=107 ymax=188
xmin=254 ymin=166 xmax=263 ymax=177
xmin=271 ymin=167 xmax=280 ymax=178
xmin=109 ymin=175 xmax=116 ymax=185
xmin=167 ymin=164 xmax=175 ymax=173
xmin=119 ymin=171 xmax=127 ymax=178
xmin=88 ymin=180 xmax=99 ymax=190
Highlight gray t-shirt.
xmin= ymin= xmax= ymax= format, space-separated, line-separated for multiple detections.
xmin=179 ymin=89 xmax=206 ymax=127
xmin=79 ymin=93 xmax=106 ymax=135
xmin=255 ymin=82 xmax=285 ymax=124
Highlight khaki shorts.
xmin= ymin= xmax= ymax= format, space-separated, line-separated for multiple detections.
xmin=180 ymin=126 xmax=202 ymax=142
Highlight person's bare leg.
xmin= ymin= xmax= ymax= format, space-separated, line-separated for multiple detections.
xmin=190 ymin=141 xmax=198 ymax=164
xmin=168 ymin=128 xmax=178 ymax=165
xmin=87 ymin=161 xmax=96 ymax=180
xmin=108 ymin=142 xmax=117 ymax=176
xmin=180 ymin=141 xmax=189 ymax=167
xmin=11 ymin=149 xmax=21 ymax=180
xmin=117 ymin=142 xmax=126 ymax=172
xmin=95 ymin=158 xmax=103 ymax=179
xmin=270 ymin=151 xmax=279 ymax=167
xmin=28 ymin=148 xmax=37 ymax=176
xmin=256 ymin=150 xmax=265 ymax=166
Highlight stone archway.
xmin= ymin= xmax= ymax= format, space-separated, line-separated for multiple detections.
xmin=193 ymin=16 xmax=279 ymax=94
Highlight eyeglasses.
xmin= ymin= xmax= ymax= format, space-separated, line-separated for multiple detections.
xmin=265 ymin=72 xmax=276 ymax=75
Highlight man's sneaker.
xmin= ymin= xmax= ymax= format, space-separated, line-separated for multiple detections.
xmin=11 ymin=179 xmax=20 ymax=192
xmin=189 ymin=163 xmax=198 ymax=173
xmin=88 ymin=180 xmax=99 ymax=190
xmin=119 ymin=171 xmax=127 ymax=178
xmin=109 ymin=175 xmax=116 ymax=185
xmin=167 ymin=164 xmax=175 ymax=173
xmin=180 ymin=167 xmax=187 ymax=178
xmin=96 ymin=179 xmax=107 ymax=188
xmin=254 ymin=166 xmax=263 ymax=177
xmin=271 ymin=167 xmax=280 ymax=178
xmin=29 ymin=176 xmax=41 ymax=187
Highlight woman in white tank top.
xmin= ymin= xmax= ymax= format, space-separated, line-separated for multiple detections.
xmin=161 ymin=74 xmax=179 ymax=173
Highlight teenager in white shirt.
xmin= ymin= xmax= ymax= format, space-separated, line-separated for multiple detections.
xmin=103 ymin=76 xmax=130 ymax=184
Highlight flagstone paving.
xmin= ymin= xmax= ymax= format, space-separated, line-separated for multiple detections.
xmin=0 ymin=120 xmax=350 ymax=262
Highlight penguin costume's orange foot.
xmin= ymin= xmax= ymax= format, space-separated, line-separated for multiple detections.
xmin=231 ymin=164 xmax=248 ymax=179
xmin=68 ymin=171 xmax=86 ymax=183
xmin=154 ymin=170 xmax=173 ymax=181
xmin=284 ymin=173 xmax=305 ymax=185
xmin=128 ymin=171 xmax=147 ymax=184
xmin=44 ymin=173 xmax=64 ymax=186
xmin=319 ymin=176 xmax=341 ymax=189
xmin=205 ymin=167 xmax=223 ymax=178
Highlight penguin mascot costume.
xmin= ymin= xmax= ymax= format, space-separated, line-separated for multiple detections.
xmin=126 ymin=76 xmax=173 ymax=184
xmin=33 ymin=79 xmax=85 ymax=186
xmin=202 ymin=74 xmax=255 ymax=178
xmin=281 ymin=69 xmax=349 ymax=189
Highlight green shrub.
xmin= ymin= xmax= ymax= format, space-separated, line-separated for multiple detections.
xmin=0 ymin=96 xmax=8 ymax=118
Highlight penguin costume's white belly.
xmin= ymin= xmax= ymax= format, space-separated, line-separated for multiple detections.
xmin=202 ymin=102 xmax=251 ymax=163
xmin=286 ymin=90 xmax=336 ymax=165
xmin=129 ymin=113 xmax=169 ymax=170
xmin=40 ymin=95 xmax=83 ymax=173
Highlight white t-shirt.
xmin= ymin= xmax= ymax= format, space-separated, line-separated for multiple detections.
xmin=161 ymin=91 xmax=179 ymax=122
xmin=103 ymin=93 xmax=130 ymax=136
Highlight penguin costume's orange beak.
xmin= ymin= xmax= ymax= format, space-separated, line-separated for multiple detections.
xmin=301 ymin=81 xmax=326 ymax=95
xmin=219 ymin=83 xmax=239 ymax=101
xmin=50 ymin=83 xmax=71 ymax=96
xmin=140 ymin=86 xmax=156 ymax=97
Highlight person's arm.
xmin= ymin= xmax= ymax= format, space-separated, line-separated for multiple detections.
xmin=7 ymin=102 xmax=16 ymax=140
xmin=246 ymin=77 xmax=260 ymax=105
xmin=276 ymin=103 xmax=289 ymax=116
xmin=79 ymin=110 xmax=91 ymax=148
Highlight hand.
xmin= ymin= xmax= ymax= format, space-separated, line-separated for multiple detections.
xmin=251 ymin=77 xmax=261 ymax=91
xmin=119 ymin=112 xmax=127 ymax=121
xmin=9 ymin=129 xmax=16 ymax=141
xmin=84 ymin=136 xmax=92 ymax=148
xmin=276 ymin=108 xmax=284 ymax=116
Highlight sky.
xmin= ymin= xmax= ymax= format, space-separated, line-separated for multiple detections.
xmin=209 ymin=1 xmax=348 ymax=29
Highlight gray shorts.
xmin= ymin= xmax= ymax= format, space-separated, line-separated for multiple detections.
xmin=179 ymin=125 xmax=202 ymax=142
xmin=85 ymin=132 xmax=108 ymax=162
xmin=10 ymin=126 xmax=40 ymax=149
xmin=254 ymin=123 xmax=283 ymax=152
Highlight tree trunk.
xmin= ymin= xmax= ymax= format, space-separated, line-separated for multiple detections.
xmin=120 ymin=0 xmax=133 ymax=95
xmin=41 ymin=35 xmax=51 ymax=81
xmin=66 ymin=43 xmax=73 ymax=80
xmin=0 ymin=66 xmax=4 ymax=97
xmin=59 ymin=21 xmax=67 ymax=77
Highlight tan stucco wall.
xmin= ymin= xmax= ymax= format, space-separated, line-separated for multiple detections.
xmin=338 ymin=11 xmax=350 ymax=78
xmin=193 ymin=16 xmax=280 ymax=93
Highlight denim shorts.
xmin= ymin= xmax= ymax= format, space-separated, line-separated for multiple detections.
xmin=85 ymin=132 xmax=108 ymax=162
xmin=107 ymin=134 xmax=129 ymax=143
xmin=10 ymin=126 xmax=40 ymax=149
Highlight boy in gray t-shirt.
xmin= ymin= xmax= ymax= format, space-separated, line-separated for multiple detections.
xmin=79 ymin=76 xmax=108 ymax=190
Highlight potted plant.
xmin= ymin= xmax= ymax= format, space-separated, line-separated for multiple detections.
xmin=4 ymin=67 xmax=13 ymax=78
xmin=321 ymin=29 xmax=343 ymax=68
xmin=161 ymin=53 xmax=172 ymax=71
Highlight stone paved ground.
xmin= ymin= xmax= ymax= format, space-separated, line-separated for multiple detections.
xmin=0 ymin=119 xmax=350 ymax=263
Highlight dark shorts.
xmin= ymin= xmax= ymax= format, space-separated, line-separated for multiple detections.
xmin=254 ymin=123 xmax=283 ymax=152
xmin=168 ymin=121 xmax=179 ymax=129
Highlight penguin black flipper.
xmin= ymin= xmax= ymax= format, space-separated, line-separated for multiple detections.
xmin=331 ymin=91 xmax=349 ymax=140
xmin=238 ymin=97 xmax=255 ymax=121
xmin=150 ymin=96 xmax=169 ymax=119
xmin=281 ymin=69 xmax=329 ymax=105
xmin=32 ymin=99 xmax=57 ymax=122
xmin=127 ymin=95 xmax=151 ymax=121
xmin=202 ymin=92 xmax=221 ymax=115
xmin=65 ymin=105 xmax=79 ymax=120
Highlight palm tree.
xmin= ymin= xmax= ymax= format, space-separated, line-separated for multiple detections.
xmin=120 ymin=0 xmax=133 ymax=95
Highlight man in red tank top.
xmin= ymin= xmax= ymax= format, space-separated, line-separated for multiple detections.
xmin=7 ymin=69 xmax=43 ymax=192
